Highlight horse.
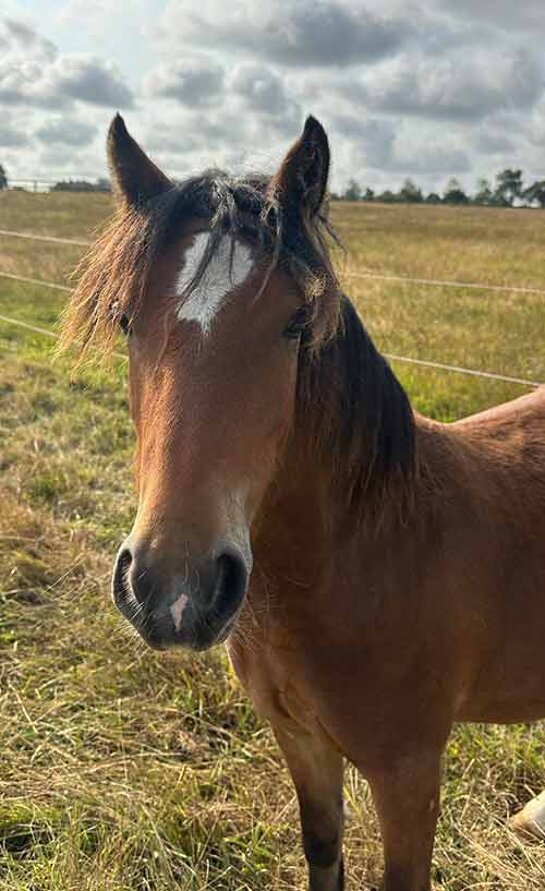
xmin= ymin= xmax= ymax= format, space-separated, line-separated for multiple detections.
xmin=61 ymin=114 xmax=545 ymax=891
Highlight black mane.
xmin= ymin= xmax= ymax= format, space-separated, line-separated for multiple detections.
xmin=297 ymin=295 xmax=416 ymax=511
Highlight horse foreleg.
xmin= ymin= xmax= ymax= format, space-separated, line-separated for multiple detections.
xmin=273 ymin=723 xmax=345 ymax=891
xmin=365 ymin=748 xmax=442 ymax=891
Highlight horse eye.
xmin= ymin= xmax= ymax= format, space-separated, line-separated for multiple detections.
xmin=283 ymin=308 xmax=308 ymax=340
xmin=119 ymin=314 xmax=131 ymax=336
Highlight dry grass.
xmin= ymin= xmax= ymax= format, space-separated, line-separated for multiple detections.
xmin=0 ymin=191 xmax=110 ymax=239
xmin=0 ymin=193 xmax=544 ymax=889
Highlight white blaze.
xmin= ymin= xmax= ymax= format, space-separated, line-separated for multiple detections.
xmin=176 ymin=233 xmax=253 ymax=334
xmin=170 ymin=592 xmax=189 ymax=632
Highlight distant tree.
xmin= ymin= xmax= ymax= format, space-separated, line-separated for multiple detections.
xmin=50 ymin=178 xmax=111 ymax=193
xmin=445 ymin=177 xmax=460 ymax=192
xmin=522 ymin=180 xmax=545 ymax=208
xmin=52 ymin=180 xmax=85 ymax=192
xmin=343 ymin=179 xmax=362 ymax=201
xmin=474 ymin=178 xmax=493 ymax=205
xmin=443 ymin=178 xmax=469 ymax=205
xmin=399 ymin=178 xmax=423 ymax=203
xmin=489 ymin=192 xmax=510 ymax=207
xmin=495 ymin=168 xmax=523 ymax=206
xmin=0 ymin=164 xmax=7 ymax=190
xmin=377 ymin=189 xmax=399 ymax=203
xmin=425 ymin=192 xmax=442 ymax=204
xmin=362 ymin=187 xmax=375 ymax=201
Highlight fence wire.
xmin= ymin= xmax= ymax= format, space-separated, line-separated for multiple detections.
xmin=1 ymin=229 xmax=544 ymax=389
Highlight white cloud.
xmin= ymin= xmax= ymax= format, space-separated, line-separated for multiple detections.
xmin=229 ymin=63 xmax=287 ymax=115
xmin=357 ymin=50 xmax=543 ymax=121
xmin=0 ymin=111 xmax=28 ymax=147
xmin=3 ymin=16 xmax=56 ymax=58
xmin=146 ymin=58 xmax=224 ymax=106
xmin=436 ymin=0 xmax=545 ymax=32
xmin=36 ymin=116 xmax=97 ymax=146
xmin=329 ymin=115 xmax=395 ymax=168
xmin=0 ymin=17 xmax=133 ymax=110
xmin=47 ymin=56 xmax=134 ymax=108
xmin=1 ymin=2 xmax=545 ymax=192
xmin=474 ymin=131 xmax=516 ymax=156
xmin=156 ymin=0 xmax=415 ymax=67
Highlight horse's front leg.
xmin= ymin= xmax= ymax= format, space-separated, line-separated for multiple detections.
xmin=365 ymin=747 xmax=443 ymax=891
xmin=273 ymin=722 xmax=345 ymax=891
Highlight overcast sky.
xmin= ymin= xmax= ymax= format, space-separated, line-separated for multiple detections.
xmin=1 ymin=0 xmax=545 ymax=193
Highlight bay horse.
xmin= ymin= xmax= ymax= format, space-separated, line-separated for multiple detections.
xmin=61 ymin=114 xmax=545 ymax=890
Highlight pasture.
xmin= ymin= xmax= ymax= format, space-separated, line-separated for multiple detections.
xmin=1 ymin=189 xmax=545 ymax=889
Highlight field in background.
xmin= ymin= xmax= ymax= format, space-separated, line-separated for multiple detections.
xmin=1 ymin=190 xmax=545 ymax=890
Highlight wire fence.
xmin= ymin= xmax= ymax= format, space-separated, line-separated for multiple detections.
xmin=1 ymin=228 xmax=544 ymax=389
xmin=0 ymin=271 xmax=71 ymax=292
xmin=0 ymin=228 xmax=90 ymax=247
xmin=7 ymin=178 xmax=109 ymax=193
xmin=344 ymin=270 xmax=545 ymax=298
xmin=2 ymin=228 xmax=545 ymax=298
xmin=7 ymin=178 xmax=66 ymax=193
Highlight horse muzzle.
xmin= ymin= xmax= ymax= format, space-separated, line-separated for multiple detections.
xmin=112 ymin=538 xmax=251 ymax=650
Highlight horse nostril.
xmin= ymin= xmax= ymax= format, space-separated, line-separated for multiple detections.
xmin=214 ymin=549 xmax=248 ymax=610
xmin=113 ymin=547 xmax=133 ymax=602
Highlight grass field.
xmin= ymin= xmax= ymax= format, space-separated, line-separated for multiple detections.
xmin=1 ymin=189 xmax=545 ymax=890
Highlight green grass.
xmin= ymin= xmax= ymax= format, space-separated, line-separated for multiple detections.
xmin=1 ymin=194 xmax=544 ymax=889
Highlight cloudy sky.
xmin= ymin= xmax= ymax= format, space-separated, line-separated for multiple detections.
xmin=1 ymin=0 xmax=545 ymax=193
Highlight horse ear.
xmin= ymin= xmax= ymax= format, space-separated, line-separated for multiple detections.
xmin=269 ymin=115 xmax=330 ymax=217
xmin=107 ymin=114 xmax=173 ymax=208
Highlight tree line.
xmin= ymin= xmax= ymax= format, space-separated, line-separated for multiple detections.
xmin=1 ymin=162 xmax=544 ymax=207
xmin=0 ymin=165 xmax=110 ymax=192
xmin=335 ymin=169 xmax=545 ymax=207
xmin=49 ymin=178 xmax=111 ymax=192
